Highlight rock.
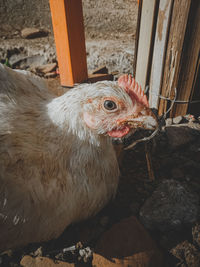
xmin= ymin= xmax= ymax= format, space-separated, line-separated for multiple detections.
xmin=31 ymin=247 xmax=43 ymax=257
xmin=21 ymin=28 xmax=48 ymax=39
xmin=12 ymin=55 xmax=47 ymax=70
xmin=165 ymin=118 xmax=173 ymax=126
xmin=44 ymin=71 xmax=57 ymax=78
xmin=140 ymin=180 xmax=199 ymax=231
xmin=171 ymin=241 xmax=200 ymax=267
xmin=35 ymin=63 xmax=57 ymax=74
xmin=20 ymin=255 xmax=74 ymax=267
xmin=172 ymin=116 xmax=183 ymax=124
xmin=93 ymin=216 xmax=164 ymax=267
xmin=165 ymin=125 xmax=200 ymax=149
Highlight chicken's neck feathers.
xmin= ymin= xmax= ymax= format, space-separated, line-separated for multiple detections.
xmin=47 ymin=89 xmax=107 ymax=147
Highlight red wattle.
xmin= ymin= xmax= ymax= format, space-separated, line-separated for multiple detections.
xmin=107 ymin=126 xmax=130 ymax=138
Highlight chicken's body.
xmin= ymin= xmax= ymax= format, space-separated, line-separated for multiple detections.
xmin=0 ymin=64 xmax=157 ymax=252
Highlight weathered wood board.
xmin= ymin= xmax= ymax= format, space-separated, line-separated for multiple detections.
xmin=158 ymin=0 xmax=192 ymax=116
xmin=149 ymin=0 xmax=173 ymax=109
xmin=135 ymin=0 xmax=157 ymax=91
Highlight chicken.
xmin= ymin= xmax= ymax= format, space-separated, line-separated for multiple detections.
xmin=0 ymin=64 xmax=157 ymax=252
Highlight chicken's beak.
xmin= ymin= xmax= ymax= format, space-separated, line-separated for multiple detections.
xmin=117 ymin=108 xmax=159 ymax=150
xmin=117 ymin=108 xmax=158 ymax=131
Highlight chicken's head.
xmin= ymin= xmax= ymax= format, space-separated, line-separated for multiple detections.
xmin=82 ymin=74 xmax=157 ymax=138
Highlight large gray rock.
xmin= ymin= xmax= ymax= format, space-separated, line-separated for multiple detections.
xmin=140 ymin=180 xmax=199 ymax=231
xmin=165 ymin=125 xmax=200 ymax=149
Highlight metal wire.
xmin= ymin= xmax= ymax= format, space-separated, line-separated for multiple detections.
xmin=125 ymin=87 xmax=177 ymax=150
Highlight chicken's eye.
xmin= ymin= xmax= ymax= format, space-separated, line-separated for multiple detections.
xmin=103 ymin=100 xmax=117 ymax=110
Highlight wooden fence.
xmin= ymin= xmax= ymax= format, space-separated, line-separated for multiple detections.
xmin=134 ymin=0 xmax=200 ymax=117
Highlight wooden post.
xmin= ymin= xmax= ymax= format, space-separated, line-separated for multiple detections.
xmin=49 ymin=0 xmax=88 ymax=87
xmin=171 ymin=0 xmax=200 ymax=116
xmin=133 ymin=0 xmax=143 ymax=77
xmin=135 ymin=0 xmax=158 ymax=90
xmin=149 ymin=0 xmax=173 ymax=109
xmin=158 ymin=0 xmax=192 ymax=116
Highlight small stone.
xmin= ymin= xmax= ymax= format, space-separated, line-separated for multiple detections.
xmin=21 ymin=28 xmax=48 ymax=39
xmin=172 ymin=116 xmax=183 ymax=124
xmin=44 ymin=71 xmax=57 ymax=78
xmin=20 ymin=255 xmax=74 ymax=267
xmin=36 ymin=63 xmax=57 ymax=74
xmin=93 ymin=216 xmax=163 ymax=266
xmin=140 ymin=180 xmax=199 ymax=231
xmin=31 ymin=247 xmax=43 ymax=257
xmin=165 ymin=118 xmax=173 ymax=126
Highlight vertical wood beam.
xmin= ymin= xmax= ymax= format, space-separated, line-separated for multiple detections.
xmin=149 ymin=0 xmax=173 ymax=109
xmin=135 ymin=0 xmax=157 ymax=90
xmin=49 ymin=0 xmax=88 ymax=87
xmin=171 ymin=0 xmax=200 ymax=116
xmin=133 ymin=0 xmax=143 ymax=77
xmin=158 ymin=0 xmax=192 ymax=116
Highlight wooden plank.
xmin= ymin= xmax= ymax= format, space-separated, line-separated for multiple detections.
xmin=188 ymin=57 xmax=200 ymax=116
xmin=133 ymin=0 xmax=143 ymax=77
xmin=149 ymin=0 xmax=173 ymax=109
xmin=49 ymin=0 xmax=88 ymax=87
xmin=135 ymin=0 xmax=157 ymax=90
xmin=171 ymin=0 xmax=200 ymax=116
xmin=158 ymin=0 xmax=192 ymax=116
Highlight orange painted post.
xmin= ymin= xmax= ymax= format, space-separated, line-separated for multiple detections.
xmin=49 ymin=0 xmax=88 ymax=87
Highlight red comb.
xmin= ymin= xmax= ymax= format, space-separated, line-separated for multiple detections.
xmin=118 ymin=74 xmax=149 ymax=107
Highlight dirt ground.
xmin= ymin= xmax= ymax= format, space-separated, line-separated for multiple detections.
xmin=0 ymin=0 xmax=137 ymax=75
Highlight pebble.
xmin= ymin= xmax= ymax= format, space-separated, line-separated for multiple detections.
xmin=44 ymin=71 xmax=57 ymax=78
xmin=140 ymin=180 xmax=199 ymax=231
xmin=21 ymin=28 xmax=48 ymax=39
xmin=36 ymin=63 xmax=57 ymax=74
xmin=165 ymin=118 xmax=173 ymax=126
xmin=172 ymin=115 xmax=183 ymax=124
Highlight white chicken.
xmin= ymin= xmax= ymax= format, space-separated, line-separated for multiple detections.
xmin=0 ymin=64 xmax=157 ymax=251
